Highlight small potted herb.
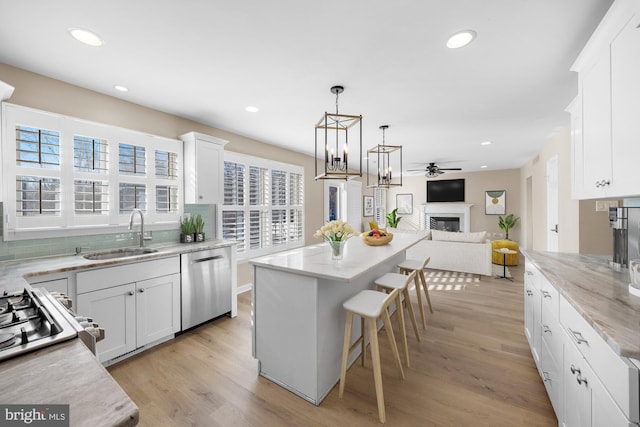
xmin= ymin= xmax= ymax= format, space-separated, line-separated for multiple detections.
xmin=194 ymin=214 xmax=205 ymax=242
xmin=180 ymin=217 xmax=195 ymax=243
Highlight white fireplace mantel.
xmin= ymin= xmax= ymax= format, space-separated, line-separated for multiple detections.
xmin=420 ymin=203 xmax=474 ymax=232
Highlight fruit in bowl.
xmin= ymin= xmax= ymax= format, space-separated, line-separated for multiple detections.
xmin=362 ymin=229 xmax=393 ymax=246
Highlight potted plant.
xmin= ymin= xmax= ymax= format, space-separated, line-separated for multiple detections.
xmin=498 ymin=213 xmax=520 ymax=240
xmin=194 ymin=214 xmax=205 ymax=242
xmin=180 ymin=216 xmax=195 ymax=243
xmin=386 ymin=208 xmax=402 ymax=229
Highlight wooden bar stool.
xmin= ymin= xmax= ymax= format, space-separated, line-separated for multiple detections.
xmin=398 ymin=257 xmax=433 ymax=329
xmin=339 ymin=288 xmax=405 ymax=424
xmin=374 ymin=269 xmax=419 ymax=368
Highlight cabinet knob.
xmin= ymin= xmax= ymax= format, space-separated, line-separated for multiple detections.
xmin=576 ymin=374 xmax=588 ymax=386
xmin=543 ymin=326 xmax=551 ymax=334
xmin=139 ymin=288 xmax=145 ymax=293
xmin=542 ymin=371 xmax=551 ymax=382
xmin=570 ymin=364 xmax=581 ymax=375
xmin=199 ymin=195 xmax=203 ymax=200
xmin=542 ymin=291 xmax=551 ymax=298
xmin=128 ymin=291 xmax=134 ymax=296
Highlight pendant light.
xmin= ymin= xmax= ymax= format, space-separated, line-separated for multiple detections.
xmin=314 ymin=85 xmax=363 ymax=180
xmin=367 ymin=125 xmax=402 ymax=188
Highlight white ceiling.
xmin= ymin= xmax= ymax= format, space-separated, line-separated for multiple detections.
xmin=0 ymin=0 xmax=613 ymax=175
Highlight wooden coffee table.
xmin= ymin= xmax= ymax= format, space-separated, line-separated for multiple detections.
xmin=493 ymin=249 xmax=518 ymax=281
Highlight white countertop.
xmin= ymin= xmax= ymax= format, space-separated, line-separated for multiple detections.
xmin=249 ymin=232 xmax=427 ymax=282
xmin=0 ymin=239 xmax=235 ymax=292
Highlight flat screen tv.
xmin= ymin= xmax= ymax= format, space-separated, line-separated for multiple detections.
xmin=426 ymin=179 xmax=465 ymax=203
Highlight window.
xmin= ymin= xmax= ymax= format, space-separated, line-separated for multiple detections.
xmin=2 ymin=103 xmax=183 ymax=240
xmin=16 ymin=125 xmax=60 ymax=168
xmin=221 ymin=152 xmax=304 ymax=259
xmin=74 ymin=135 xmax=108 ymax=172
xmin=74 ymin=180 xmax=109 ymax=214
xmin=119 ymin=143 xmax=146 ymax=175
xmin=374 ymin=187 xmax=387 ymax=228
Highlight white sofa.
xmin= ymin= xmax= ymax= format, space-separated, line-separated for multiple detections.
xmin=405 ymin=230 xmax=493 ymax=276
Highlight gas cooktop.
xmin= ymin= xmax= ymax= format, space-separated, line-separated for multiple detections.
xmin=0 ymin=287 xmax=78 ymax=362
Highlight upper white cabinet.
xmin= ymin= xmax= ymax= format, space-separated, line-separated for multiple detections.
xmin=180 ymin=131 xmax=229 ymax=204
xmin=610 ymin=10 xmax=640 ymax=197
xmin=570 ymin=0 xmax=640 ymax=199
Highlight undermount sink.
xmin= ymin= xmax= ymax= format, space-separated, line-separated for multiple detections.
xmin=83 ymin=248 xmax=159 ymax=260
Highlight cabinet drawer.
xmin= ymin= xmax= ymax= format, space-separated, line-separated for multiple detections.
xmin=540 ymin=338 xmax=562 ymax=416
xmin=560 ymin=296 xmax=639 ymax=423
xmin=77 ymin=257 xmax=180 ymax=294
xmin=540 ymin=278 xmax=559 ymax=320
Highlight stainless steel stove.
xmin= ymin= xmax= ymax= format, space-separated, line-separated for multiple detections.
xmin=0 ymin=287 xmax=79 ymax=362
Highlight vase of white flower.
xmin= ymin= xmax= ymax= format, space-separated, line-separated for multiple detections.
xmin=313 ymin=219 xmax=358 ymax=261
xmin=328 ymin=240 xmax=346 ymax=260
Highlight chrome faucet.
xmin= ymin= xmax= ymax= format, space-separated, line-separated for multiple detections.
xmin=128 ymin=209 xmax=152 ymax=247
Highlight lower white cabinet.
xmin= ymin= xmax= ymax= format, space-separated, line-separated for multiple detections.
xmin=76 ymin=257 xmax=181 ymax=363
xmin=524 ymin=257 xmax=639 ymax=427
xmin=563 ymin=329 xmax=635 ymax=427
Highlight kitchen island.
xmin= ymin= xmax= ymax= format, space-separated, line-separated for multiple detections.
xmin=250 ymin=232 xmax=426 ymax=405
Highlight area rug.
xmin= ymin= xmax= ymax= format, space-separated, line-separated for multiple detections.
xmin=423 ymin=265 xmax=511 ymax=291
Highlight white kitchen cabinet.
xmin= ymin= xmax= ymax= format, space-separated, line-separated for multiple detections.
xmin=570 ymin=0 xmax=640 ymax=200
xmin=610 ymin=10 xmax=640 ymax=197
xmin=524 ymin=260 xmax=542 ymax=367
xmin=540 ymin=278 xmax=563 ymax=416
xmin=562 ymin=327 xmax=635 ymax=427
xmin=77 ymin=283 xmax=137 ymax=362
xmin=76 ymin=257 xmax=181 ymax=363
xmin=562 ymin=332 xmax=593 ymax=427
xmin=180 ymin=131 xmax=229 ymax=204
xmin=579 ymin=51 xmax=612 ymax=199
xmin=136 ymin=274 xmax=180 ymax=346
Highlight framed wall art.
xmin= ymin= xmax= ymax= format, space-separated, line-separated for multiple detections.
xmin=396 ymin=193 xmax=413 ymax=215
xmin=485 ymin=190 xmax=506 ymax=215
xmin=363 ymin=195 xmax=374 ymax=217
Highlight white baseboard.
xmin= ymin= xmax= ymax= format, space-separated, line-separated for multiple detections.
xmin=237 ymin=283 xmax=252 ymax=294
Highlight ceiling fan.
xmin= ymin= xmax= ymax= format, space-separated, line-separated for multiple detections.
xmin=408 ymin=162 xmax=462 ymax=178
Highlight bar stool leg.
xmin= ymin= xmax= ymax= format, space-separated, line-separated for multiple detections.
xmin=367 ymin=317 xmax=386 ymax=423
xmin=360 ymin=317 xmax=366 ymax=367
xmin=419 ymin=270 xmax=434 ymax=314
xmin=401 ymin=266 xmax=427 ymax=329
xmin=393 ymin=290 xmax=410 ymax=367
xmin=403 ymin=286 xmax=420 ymax=342
xmin=381 ymin=306 xmax=404 ymax=379
xmin=339 ymin=311 xmax=354 ymax=399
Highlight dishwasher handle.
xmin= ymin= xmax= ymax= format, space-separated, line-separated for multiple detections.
xmin=191 ymin=255 xmax=224 ymax=264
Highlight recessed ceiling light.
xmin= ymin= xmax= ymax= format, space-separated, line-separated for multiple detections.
xmin=480 ymin=141 xmax=492 ymax=146
xmin=446 ymin=30 xmax=476 ymax=49
xmin=481 ymin=165 xmax=488 ymax=169
xmin=114 ymin=85 xmax=129 ymax=92
xmin=68 ymin=28 xmax=104 ymax=47
xmin=245 ymin=106 xmax=259 ymax=113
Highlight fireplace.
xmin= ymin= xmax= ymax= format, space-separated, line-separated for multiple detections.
xmin=420 ymin=203 xmax=473 ymax=232
xmin=430 ymin=216 xmax=460 ymax=232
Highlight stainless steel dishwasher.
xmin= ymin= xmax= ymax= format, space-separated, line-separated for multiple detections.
xmin=181 ymin=247 xmax=232 ymax=331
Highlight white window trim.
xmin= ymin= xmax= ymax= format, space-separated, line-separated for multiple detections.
xmin=222 ymin=151 xmax=304 ymax=261
xmin=1 ymin=103 xmax=183 ymax=241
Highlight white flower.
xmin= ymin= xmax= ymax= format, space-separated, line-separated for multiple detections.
xmin=314 ymin=220 xmax=359 ymax=242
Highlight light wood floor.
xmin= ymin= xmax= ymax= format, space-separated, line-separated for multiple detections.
xmin=108 ymin=261 xmax=557 ymax=426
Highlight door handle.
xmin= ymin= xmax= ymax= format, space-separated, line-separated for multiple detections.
xmin=550 ymin=224 xmax=558 ymax=233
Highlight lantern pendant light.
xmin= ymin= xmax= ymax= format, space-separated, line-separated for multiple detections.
xmin=367 ymin=125 xmax=403 ymax=188
xmin=314 ymin=85 xmax=363 ymax=180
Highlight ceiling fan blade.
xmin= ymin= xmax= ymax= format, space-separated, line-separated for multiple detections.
xmin=407 ymin=168 xmax=428 ymax=171
xmin=439 ymin=167 xmax=462 ymax=171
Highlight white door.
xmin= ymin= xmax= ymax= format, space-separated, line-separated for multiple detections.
xmin=547 ymin=155 xmax=559 ymax=252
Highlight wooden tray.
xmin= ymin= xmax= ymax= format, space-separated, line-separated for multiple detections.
xmin=362 ymin=232 xmax=393 ymax=246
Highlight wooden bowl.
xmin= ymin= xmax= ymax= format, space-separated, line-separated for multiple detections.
xmin=362 ymin=232 xmax=393 ymax=246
